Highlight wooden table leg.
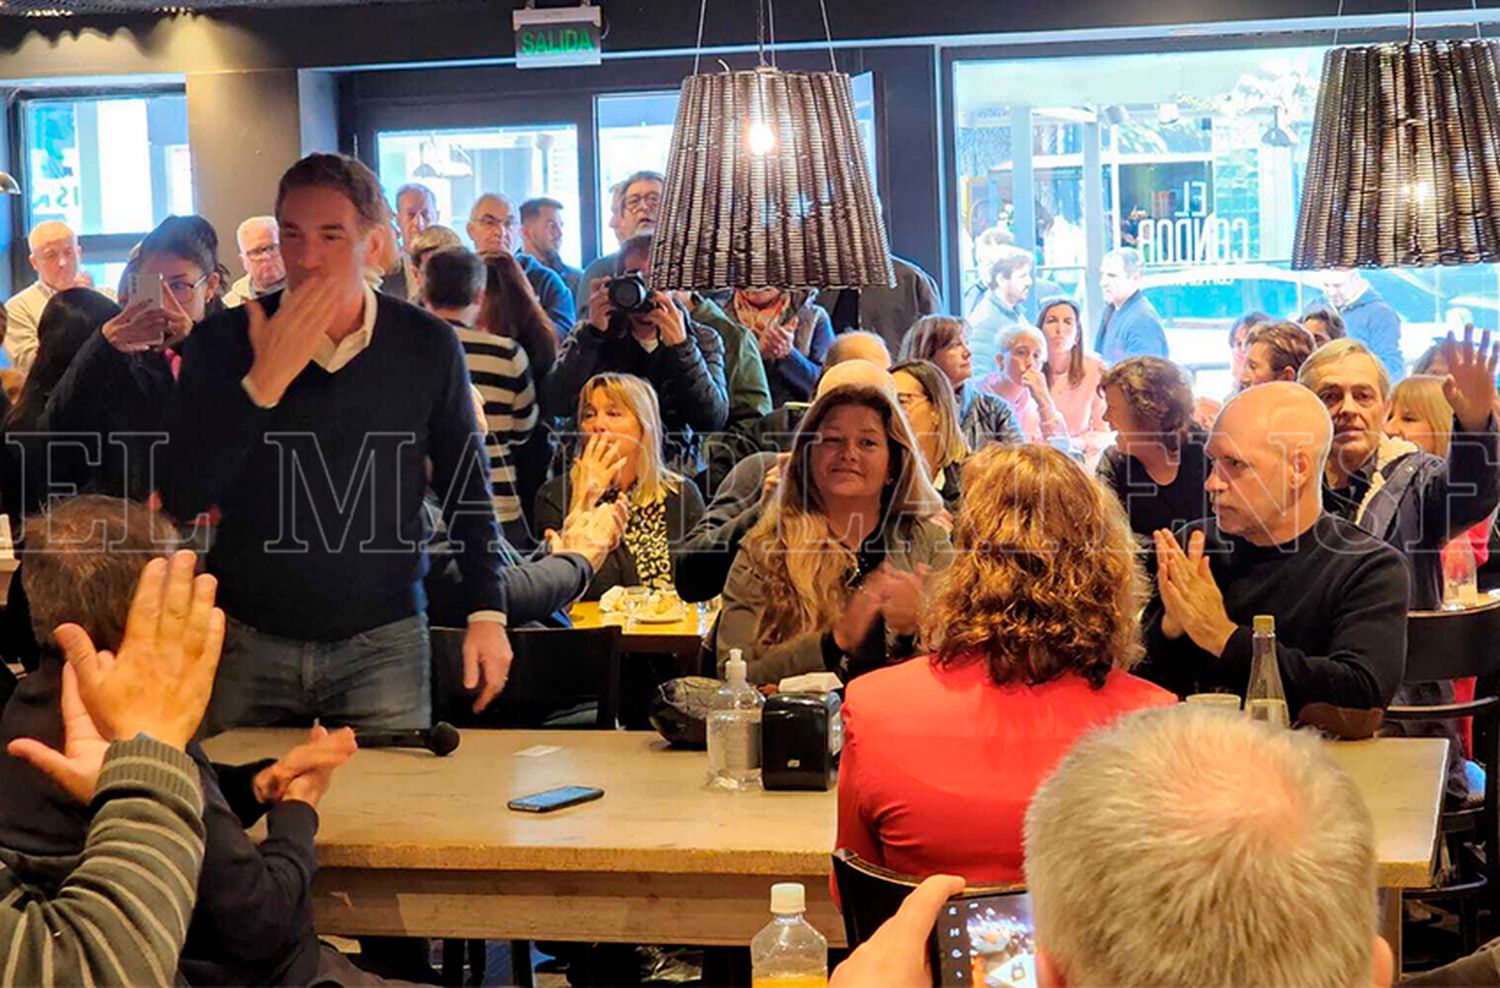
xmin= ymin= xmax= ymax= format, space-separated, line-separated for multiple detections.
xmin=1377 ymin=888 xmax=1403 ymax=976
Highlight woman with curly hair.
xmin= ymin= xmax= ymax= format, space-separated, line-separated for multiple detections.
xmin=1096 ymin=355 xmax=1211 ymax=539
xmin=834 ymin=444 xmax=1175 ymax=883
xmin=716 ymin=381 xmax=951 ymax=685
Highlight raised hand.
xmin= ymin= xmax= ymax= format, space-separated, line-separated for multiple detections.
xmin=586 ymin=279 xmax=612 ymax=333
xmin=569 ymin=434 xmax=629 ymax=513
xmin=1154 ymin=529 xmax=1235 ymax=657
xmin=102 ymin=300 xmax=170 ymax=354
xmin=7 ymin=664 xmax=109 ymax=804
xmin=54 ymin=550 xmax=225 ymax=750
xmin=243 ymin=277 xmax=352 ymax=406
xmin=1440 ymin=323 xmax=1499 ymax=432
xmin=871 ymin=564 xmax=930 ymax=637
xmin=553 ymin=494 xmax=629 ymax=571
xmin=160 ymin=286 xmax=196 ymax=349
xmin=646 ymin=294 xmax=688 ymax=346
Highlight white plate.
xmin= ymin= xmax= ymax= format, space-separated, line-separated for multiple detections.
xmin=631 ymin=609 xmax=688 ymax=624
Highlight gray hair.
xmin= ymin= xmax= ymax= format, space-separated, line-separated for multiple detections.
xmin=470 ymin=192 xmax=514 ymax=222
xmin=1298 ymin=337 xmax=1393 ymax=401
xmin=407 ymin=224 xmax=463 ymax=264
xmin=1025 ymin=706 xmax=1378 ymax=988
xmin=235 ymin=215 xmax=277 ymax=251
xmin=1103 ymin=246 xmax=1144 ymax=279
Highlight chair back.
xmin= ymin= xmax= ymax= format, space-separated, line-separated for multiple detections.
xmin=831 ymin=849 xmax=1022 ymax=950
xmin=431 ymin=625 xmax=622 ymax=729
xmin=1403 ymin=597 xmax=1500 ymax=683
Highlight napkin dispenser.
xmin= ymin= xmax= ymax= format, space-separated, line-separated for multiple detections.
xmin=761 ymin=691 xmax=843 ymax=791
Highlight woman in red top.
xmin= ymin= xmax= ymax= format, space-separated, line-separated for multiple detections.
xmin=835 ymin=443 xmax=1175 ymax=885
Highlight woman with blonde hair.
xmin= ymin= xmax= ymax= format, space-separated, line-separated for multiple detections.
xmin=717 ymin=382 xmax=951 ymax=685
xmin=891 ymin=359 xmax=969 ymax=509
xmin=836 ymin=444 xmax=1175 ymax=883
xmin=535 ymin=373 xmax=704 ymax=600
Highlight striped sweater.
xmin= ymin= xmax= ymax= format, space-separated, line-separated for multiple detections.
xmin=0 ymin=736 xmax=205 ymax=987
xmin=456 ymin=327 xmax=538 ymax=524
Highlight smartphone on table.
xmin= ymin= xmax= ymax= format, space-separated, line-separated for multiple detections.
xmin=930 ymin=889 xmax=1036 ymax=988
xmin=507 ymin=785 xmax=604 ymax=813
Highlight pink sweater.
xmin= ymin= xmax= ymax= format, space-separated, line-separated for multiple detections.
xmin=1048 ymin=354 xmax=1112 ymax=466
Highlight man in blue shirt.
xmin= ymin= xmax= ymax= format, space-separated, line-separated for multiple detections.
xmin=1318 ymin=269 xmax=1405 ymax=382
xmin=966 ymin=245 xmax=1033 ymax=375
xmin=1094 ymin=247 xmax=1169 ymax=365
xmin=467 ymin=193 xmax=575 ymax=335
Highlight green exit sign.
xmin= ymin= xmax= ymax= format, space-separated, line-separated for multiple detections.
xmin=513 ymin=5 xmax=602 ymax=69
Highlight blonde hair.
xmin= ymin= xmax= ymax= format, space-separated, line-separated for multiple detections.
xmin=742 ymin=384 xmax=942 ymax=647
xmin=1298 ymin=337 xmax=1393 ymax=400
xmin=574 ymin=373 xmax=681 ymax=506
xmin=1025 ymin=706 xmax=1378 ymax=988
xmin=1389 ymin=374 xmax=1454 ymax=458
xmin=923 ymin=444 xmax=1144 ymax=686
xmin=891 ymin=359 xmax=968 ymax=473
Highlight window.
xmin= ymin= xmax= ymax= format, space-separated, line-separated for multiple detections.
xmin=20 ymin=92 xmax=192 ymax=290
xmin=595 ymin=91 xmax=679 ymax=250
xmin=377 ymin=125 xmax=582 ymax=267
xmin=951 ymin=46 xmax=1500 ymax=388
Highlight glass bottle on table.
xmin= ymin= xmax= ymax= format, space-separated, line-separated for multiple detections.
xmin=1245 ymin=614 xmax=1290 ymax=728
xmin=751 ymin=883 xmax=828 ymax=988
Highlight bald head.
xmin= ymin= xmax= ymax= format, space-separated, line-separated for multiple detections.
xmin=27 ymin=221 xmax=79 ymax=292
xmin=815 ymin=359 xmax=897 ymax=401
xmin=1207 ymin=382 xmax=1331 ymax=544
xmin=824 ymin=330 xmax=892 ymax=370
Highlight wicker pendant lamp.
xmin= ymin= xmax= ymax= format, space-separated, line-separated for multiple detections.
xmin=648 ymin=2 xmax=894 ymax=291
xmin=1292 ymin=6 xmax=1500 ymax=269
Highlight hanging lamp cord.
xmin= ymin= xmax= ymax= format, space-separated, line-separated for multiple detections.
xmin=1334 ymin=0 xmax=1347 ymax=48
xmin=1474 ymin=0 xmax=1485 ymax=41
xmin=693 ymin=0 xmax=708 ymax=74
xmin=818 ymin=0 xmax=838 ymax=72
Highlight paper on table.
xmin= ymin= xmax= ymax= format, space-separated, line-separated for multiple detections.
xmin=516 ymin=744 xmax=562 ymax=758
xmin=777 ymin=672 xmax=842 ymax=693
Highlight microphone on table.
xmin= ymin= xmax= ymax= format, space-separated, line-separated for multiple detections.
xmin=356 ymin=722 xmax=462 ymax=757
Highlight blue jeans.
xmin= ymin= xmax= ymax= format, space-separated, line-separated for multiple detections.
xmin=206 ymin=613 xmax=432 ymax=734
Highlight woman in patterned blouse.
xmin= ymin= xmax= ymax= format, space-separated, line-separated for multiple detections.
xmin=534 ymin=372 xmax=705 ymax=600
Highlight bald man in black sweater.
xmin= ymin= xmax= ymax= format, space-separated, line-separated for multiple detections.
xmin=1138 ymin=383 xmax=1409 ymax=734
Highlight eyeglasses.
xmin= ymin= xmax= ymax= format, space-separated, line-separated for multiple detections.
xmin=37 ymin=246 xmax=77 ymax=264
xmin=164 ymin=272 xmax=212 ymax=300
xmin=896 ymin=392 xmax=931 ymax=410
xmin=244 ymin=244 xmax=281 ymax=260
xmin=625 ymin=193 xmax=661 ymax=211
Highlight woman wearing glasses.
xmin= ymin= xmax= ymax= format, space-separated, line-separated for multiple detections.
xmin=890 ymin=359 xmax=969 ymax=513
xmin=44 ymin=215 xmax=228 ymax=503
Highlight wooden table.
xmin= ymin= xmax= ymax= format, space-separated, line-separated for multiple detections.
xmin=204 ymin=728 xmax=840 ymax=947
xmin=201 ymin=731 xmax=1445 ymax=952
xmin=568 ymin=600 xmax=711 ymax=658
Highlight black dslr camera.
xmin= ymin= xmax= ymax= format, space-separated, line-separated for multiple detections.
xmin=606 ymin=272 xmax=654 ymax=314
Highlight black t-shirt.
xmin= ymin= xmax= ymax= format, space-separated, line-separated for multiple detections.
xmin=1096 ymin=427 xmax=1212 ymax=539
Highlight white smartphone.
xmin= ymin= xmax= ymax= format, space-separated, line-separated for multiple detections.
xmin=127 ymin=272 xmax=163 ymax=310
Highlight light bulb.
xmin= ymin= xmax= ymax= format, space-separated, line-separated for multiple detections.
xmin=747 ymin=122 xmax=777 ymax=155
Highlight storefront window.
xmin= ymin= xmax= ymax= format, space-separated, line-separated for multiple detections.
xmin=952 ymin=47 xmax=1499 ymax=387
xmin=377 ymin=125 xmax=582 ymax=267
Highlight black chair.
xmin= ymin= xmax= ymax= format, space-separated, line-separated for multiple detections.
xmin=430 ymin=624 xmax=622 ymax=729
xmin=1384 ymin=597 xmax=1500 ymax=956
xmin=831 ymin=849 xmax=1021 ymax=951
xmin=430 ymin=624 xmax=622 ymax=986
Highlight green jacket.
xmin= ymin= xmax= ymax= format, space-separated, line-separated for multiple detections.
xmin=690 ymin=296 xmax=773 ymax=424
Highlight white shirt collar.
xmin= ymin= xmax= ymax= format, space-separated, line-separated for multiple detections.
xmin=310 ymin=284 xmax=378 ymax=374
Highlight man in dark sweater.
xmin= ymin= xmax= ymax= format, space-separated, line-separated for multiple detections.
xmin=546 ymin=233 xmax=729 ymax=478
xmin=0 ymin=495 xmax=362 ymax=986
xmin=1139 ymin=383 xmax=1409 ymax=733
xmin=164 ymin=154 xmax=530 ymax=732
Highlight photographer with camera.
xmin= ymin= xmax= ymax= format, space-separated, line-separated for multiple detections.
xmin=545 ymin=233 xmax=728 ymax=479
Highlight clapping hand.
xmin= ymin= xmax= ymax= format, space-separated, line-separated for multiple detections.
xmin=868 ymin=564 xmax=930 ymax=637
xmin=1154 ymin=529 xmax=1236 ymax=657
xmin=756 ymin=320 xmax=795 ymax=361
xmin=8 ymin=550 xmax=225 ymax=801
xmin=1440 ymin=323 xmax=1499 ymax=433
xmin=253 ymin=724 xmax=357 ymax=806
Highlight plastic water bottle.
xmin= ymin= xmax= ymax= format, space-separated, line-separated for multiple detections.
xmin=1245 ymin=614 xmax=1290 ymax=728
xmin=751 ymin=883 xmax=828 ymax=988
xmin=707 ymin=648 xmax=764 ymax=791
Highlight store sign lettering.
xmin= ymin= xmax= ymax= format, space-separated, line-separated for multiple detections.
xmin=1136 ymin=180 xmax=1251 ymax=266
xmin=513 ymin=6 xmax=601 ymax=68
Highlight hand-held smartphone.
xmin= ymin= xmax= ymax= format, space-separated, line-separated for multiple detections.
xmin=931 ymin=890 xmax=1036 ymax=988
xmin=507 ymin=785 xmax=605 ymax=813
xmin=127 ymin=272 xmax=164 ymax=310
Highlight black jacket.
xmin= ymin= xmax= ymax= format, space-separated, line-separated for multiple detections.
xmin=544 ymin=302 xmax=729 ymax=477
xmin=535 ymin=474 xmax=704 ymax=600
